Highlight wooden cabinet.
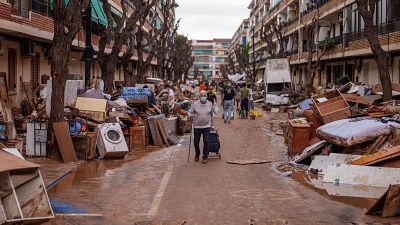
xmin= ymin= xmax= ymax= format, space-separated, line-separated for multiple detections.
xmin=311 ymin=89 xmax=351 ymax=124
xmin=287 ymin=121 xmax=310 ymax=156
xmin=72 ymin=134 xmax=97 ymax=160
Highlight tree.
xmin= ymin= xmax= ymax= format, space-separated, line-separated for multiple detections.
xmin=97 ymin=0 xmax=155 ymax=93
xmin=220 ymin=53 xmax=237 ymax=79
xmin=261 ymin=18 xmax=287 ymax=58
xmin=304 ymin=15 xmax=330 ymax=95
xmin=355 ymin=0 xmax=392 ymax=101
xmin=233 ymin=43 xmax=263 ymax=86
xmin=169 ymin=34 xmax=194 ymax=82
xmin=154 ymin=1 xmax=178 ymax=80
xmin=121 ymin=14 xmax=159 ymax=85
xmin=48 ymin=0 xmax=89 ymax=156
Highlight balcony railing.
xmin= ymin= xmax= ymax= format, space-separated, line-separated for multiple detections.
xmin=344 ymin=20 xmax=400 ymax=47
xmin=301 ymin=0 xmax=330 ymax=17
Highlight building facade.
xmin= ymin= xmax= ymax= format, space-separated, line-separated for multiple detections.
xmin=0 ymin=0 xmax=173 ymax=107
xmin=189 ymin=38 xmax=230 ymax=79
xmin=232 ymin=0 xmax=400 ymax=88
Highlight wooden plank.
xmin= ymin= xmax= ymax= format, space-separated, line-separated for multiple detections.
xmin=0 ymin=151 xmax=38 ymax=173
xmin=365 ymin=136 xmax=387 ymax=155
xmin=148 ymin=117 xmax=163 ymax=146
xmin=157 ymin=119 xmax=169 ymax=146
xmin=349 ymin=146 xmax=400 ymax=166
xmin=53 ymin=122 xmax=78 ymax=163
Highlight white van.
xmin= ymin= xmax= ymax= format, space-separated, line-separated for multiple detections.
xmin=264 ymin=58 xmax=292 ymax=105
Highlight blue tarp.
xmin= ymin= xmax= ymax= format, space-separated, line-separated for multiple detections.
xmin=120 ymin=87 xmax=152 ymax=101
xmin=299 ymin=98 xmax=312 ymax=110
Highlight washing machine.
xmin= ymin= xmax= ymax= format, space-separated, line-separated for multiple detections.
xmin=95 ymin=123 xmax=128 ymax=159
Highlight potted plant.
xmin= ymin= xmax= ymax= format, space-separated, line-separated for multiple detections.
xmin=9 ymin=0 xmax=17 ymax=15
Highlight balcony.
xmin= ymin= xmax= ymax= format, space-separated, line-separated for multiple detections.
xmin=301 ymin=0 xmax=330 ymax=17
xmin=344 ymin=20 xmax=400 ymax=47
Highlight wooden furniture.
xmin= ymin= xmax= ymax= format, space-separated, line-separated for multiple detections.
xmin=130 ymin=126 xmax=146 ymax=150
xmin=0 ymin=151 xmax=54 ymax=224
xmin=72 ymin=134 xmax=97 ymax=161
xmin=311 ymin=89 xmax=351 ymax=124
xmin=287 ymin=120 xmax=310 ymax=156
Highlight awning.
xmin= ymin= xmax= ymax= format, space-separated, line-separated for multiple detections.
xmin=91 ymin=0 xmax=108 ymax=27
xmin=49 ymin=0 xmax=113 ymax=27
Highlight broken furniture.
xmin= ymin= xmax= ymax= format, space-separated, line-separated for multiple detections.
xmin=75 ymin=97 xmax=107 ymax=122
xmin=287 ymin=120 xmax=310 ymax=156
xmin=0 ymin=151 xmax=54 ymax=224
xmin=95 ymin=123 xmax=128 ymax=159
xmin=311 ymin=89 xmax=351 ymax=124
xmin=72 ymin=133 xmax=98 ymax=161
xmin=130 ymin=126 xmax=146 ymax=150
xmin=147 ymin=114 xmax=173 ymax=146
xmin=26 ymin=121 xmax=47 ymax=157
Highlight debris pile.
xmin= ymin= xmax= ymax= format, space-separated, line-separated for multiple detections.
xmin=282 ymin=82 xmax=400 ymax=217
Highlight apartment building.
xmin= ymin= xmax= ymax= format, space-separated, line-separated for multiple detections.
xmin=189 ymin=38 xmax=230 ymax=79
xmin=0 ymin=0 xmax=173 ymax=107
xmin=234 ymin=0 xmax=400 ymax=88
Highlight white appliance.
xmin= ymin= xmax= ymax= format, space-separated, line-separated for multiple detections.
xmin=95 ymin=123 xmax=128 ymax=159
xmin=26 ymin=122 xmax=47 ymax=157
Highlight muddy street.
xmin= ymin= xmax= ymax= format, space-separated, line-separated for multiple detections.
xmin=46 ymin=112 xmax=397 ymax=225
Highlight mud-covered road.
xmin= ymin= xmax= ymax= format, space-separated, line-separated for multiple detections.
xmin=46 ymin=112 xmax=399 ymax=225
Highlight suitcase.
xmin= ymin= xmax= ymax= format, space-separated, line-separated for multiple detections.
xmin=208 ymin=129 xmax=221 ymax=154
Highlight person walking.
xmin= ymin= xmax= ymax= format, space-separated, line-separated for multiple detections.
xmin=188 ymin=91 xmax=217 ymax=164
xmin=207 ymin=85 xmax=217 ymax=105
xmin=235 ymin=84 xmax=242 ymax=114
xmin=240 ymin=83 xmax=250 ymax=118
xmin=221 ymin=82 xmax=235 ymax=124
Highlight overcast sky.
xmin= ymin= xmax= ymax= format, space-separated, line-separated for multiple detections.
xmin=175 ymin=1 xmax=250 ymax=40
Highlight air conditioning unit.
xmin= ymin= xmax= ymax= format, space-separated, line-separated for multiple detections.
xmin=22 ymin=40 xmax=35 ymax=56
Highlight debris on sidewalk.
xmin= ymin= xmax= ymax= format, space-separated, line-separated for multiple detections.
xmin=280 ymin=84 xmax=400 ymax=214
xmin=227 ymin=159 xmax=272 ymax=165
xmin=0 ymin=150 xmax=54 ymax=224
xmin=367 ymin=184 xmax=400 ymax=217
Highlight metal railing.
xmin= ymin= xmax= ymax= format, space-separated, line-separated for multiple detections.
xmin=300 ymin=0 xmax=330 ymax=17
xmin=343 ymin=20 xmax=400 ymax=47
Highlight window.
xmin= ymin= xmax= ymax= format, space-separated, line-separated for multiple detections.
xmin=9 ymin=0 xmax=31 ymax=18
xmin=375 ymin=0 xmax=388 ymax=25
xmin=351 ymin=3 xmax=364 ymax=32
xmin=31 ymin=0 xmax=51 ymax=17
xmin=31 ymin=53 xmax=40 ymax=86
xmin=8 ymin=48 xmax=17 ymax=92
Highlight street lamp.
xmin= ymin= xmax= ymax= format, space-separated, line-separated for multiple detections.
xmin=252 ymin=24 xmax=255 ymax=86
xmin=84 ymin=0 xmax=92 ymax=90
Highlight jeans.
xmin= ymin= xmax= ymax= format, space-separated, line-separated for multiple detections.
xmin=194 ymin=128 xmax=211 ymax=159
xmin=223 ymin=100 xmax=233 ymax=122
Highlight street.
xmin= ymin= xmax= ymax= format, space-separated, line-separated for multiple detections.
xmin=45 ymin=112 xmax=399 ymax=225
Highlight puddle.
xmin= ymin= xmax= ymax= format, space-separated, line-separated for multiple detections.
xmin=290 ymin=171 xmax=379 ymax=210
xmin=46 ymin=147 xmax=163 ymax=198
